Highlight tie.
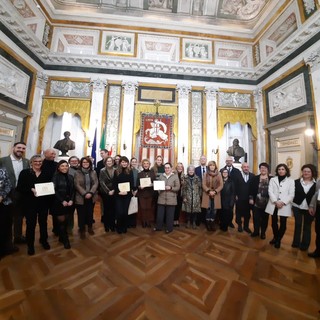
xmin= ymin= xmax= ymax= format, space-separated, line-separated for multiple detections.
xmin=202 ymin=167 xmax=205 ymax=176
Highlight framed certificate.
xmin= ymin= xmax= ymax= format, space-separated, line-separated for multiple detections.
xmin=34 ymin=182 xmax=55 ymax=196
xmin=153 ymin=180 xmax=166 ymax=191
xmin=140 ymin=177 xmax=151 ymax=188
xmin=118 ymin=182 xmax=130 ymax=192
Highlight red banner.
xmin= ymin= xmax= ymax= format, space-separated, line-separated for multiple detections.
xmin=140 ymin=114 xmax=173 ymax=149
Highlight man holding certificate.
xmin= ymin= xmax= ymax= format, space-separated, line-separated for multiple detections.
xmin=112 ymin=156 xmax=135 ymax=234
xmin=154 ymin=162 xmax=180 ymax=234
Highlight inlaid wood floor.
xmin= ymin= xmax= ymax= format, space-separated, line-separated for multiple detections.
xmin=0 ymin=205 xmax=319 ymax=320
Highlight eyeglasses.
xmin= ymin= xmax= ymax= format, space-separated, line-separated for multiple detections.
xmin=164 ymin=166 xmax=171 ymax=169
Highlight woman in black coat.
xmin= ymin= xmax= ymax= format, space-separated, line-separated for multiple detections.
xmin=220 ymin=168 xmax=235 ymax=231
xmin=52 ymin=160 xmax=74 ymax=249
xmin=16 ymin=155 xmax=52 ymax=255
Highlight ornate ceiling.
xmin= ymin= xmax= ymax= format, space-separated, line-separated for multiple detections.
xmin=41 ymin=0 xmax=281 ymax=37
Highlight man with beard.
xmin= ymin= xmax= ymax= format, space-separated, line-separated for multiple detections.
xmin=0 ymin=142 xmax=29 ymax=247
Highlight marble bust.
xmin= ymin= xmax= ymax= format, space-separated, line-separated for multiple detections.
xmin=227 ymin=138 xmax=245 ymax=163
xmin=54 ymin=131 xmax=75 ymax=157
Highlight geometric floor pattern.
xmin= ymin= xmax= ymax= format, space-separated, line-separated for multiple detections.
xmin=0 ymin=209 xmax=319 ymax=320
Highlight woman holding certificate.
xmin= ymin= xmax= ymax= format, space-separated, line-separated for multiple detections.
xmin=112 ymin=156 xmax=135 ymax=234
xmin=154 ymin=162 xmax=180 ymax=234
xmin=16 ymin=155 xmax=52 ymax=255
xmin=52 ymin=160 xmax=75 ymax=249
xmin=137 ymin=159 xmax=156 ymax=228
xmin=74 ymin=157 xmax=99 ymax=239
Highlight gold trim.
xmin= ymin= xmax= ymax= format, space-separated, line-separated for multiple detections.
xmin=217 ymin=108 xmax=257 ymax=140
xmin=262 ymin=61 xmax=305 ymax=91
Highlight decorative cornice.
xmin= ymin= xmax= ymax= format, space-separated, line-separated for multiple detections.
xmin=0 ymin=2 xmax=320 ymax=82
xmin=36 ymin=72 xmax=48 ymax=90
xmin=204 ymin=87 xmax=218 ymax=100
xmin=176 ymin=84 xmax=191 ymax=99
xmin=305 ymin=46 xmax=320 ymax=72
xmin=122 ymin=81 xmax=138 ymax=95
xmin=90 ymin=78 xmax=107 ymax=92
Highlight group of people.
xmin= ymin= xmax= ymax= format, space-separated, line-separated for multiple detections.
xmin=0 ymin=144 xmax=320 ymax=260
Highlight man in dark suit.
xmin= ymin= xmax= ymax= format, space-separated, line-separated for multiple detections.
xmin=0 ymin=142 xmax=29 ymax=245
xmin=95 ymin=149 xmax=109 ymax=177
xmin=195 ymin=155 xmax=207 ymax=226
xmin=220 ymin=156 xmax=242 ymax=228
xmin=235 ymin=162 xmax=255 ymax=233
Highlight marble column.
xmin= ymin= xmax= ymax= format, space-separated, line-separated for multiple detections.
xmin=253 ymin=88 xmax=264 ymax=168
xmin=305 ymin=47 xmax=320 ymax=168
xmin=89 ymin=78 xmax=107 ymax=161
xmin=176 ymin=84 xmax=191 ymax=169
xmin=121 ymin=81 xmax=138 ymax=158
xmin=26 ymin=72 xmax=48 ymax=158
xmin=204 ymin=87 xmax=218 ymax=162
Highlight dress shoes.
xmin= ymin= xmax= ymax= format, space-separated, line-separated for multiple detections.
xmin=14 ymin=236 xmax=27 ymax=244
xmin=244 ymin=227 xmax=252 ymax=234
xmin=229 ymin=222 xmax=235 ymax=228
xmin=237 ymin=226 xmax=243 ymax=233
xmin=27 ymin=247 xmax=35 ymax=256
xmin=250 ymin=233 xmax=259 ymax=238
xmin=274 ymin=240 xmax=281 ymax=249
xmin=165 ymin=230 xmax=172 ymax=234
xmin=269 ymin=238 xmax=276 ymax=245
xmin=308 ymin=251 xmax=320 ymax=258
xmin=260 ymin=234 xmax=266 ymax=240
xmin=41 ymin=242 xmax=51 ymax=250
xmin=291 ymin=243 xmax=299 ymax=248
xmin=64 ymin=241 xmax=71 ymax=249
xmin=153 ymin=228 xmax=161 ymax=231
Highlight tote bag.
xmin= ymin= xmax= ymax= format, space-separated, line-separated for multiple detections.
xmin=128 ymin=196 xmax=138 ymax=215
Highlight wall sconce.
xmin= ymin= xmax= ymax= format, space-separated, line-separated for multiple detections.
xmin=305 ymin=128 xmax=320 ymax=151
xmin=123 ymin=142 xmax=127 ymax=150
xmin=87 ymin=140 xmax=93 ymax=147
xmin=182 ymin=145 xmax=185 ymax=154
xmin=212 ymin=147 xmax=219 ymax=154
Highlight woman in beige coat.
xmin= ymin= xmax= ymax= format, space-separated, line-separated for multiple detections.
xmin=154 ymin=162 xmax=180 ymax=234
xmin=201 ymin=161 xmax=223 ymax=231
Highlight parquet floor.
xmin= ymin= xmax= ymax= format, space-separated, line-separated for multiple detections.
xmin=0 ymin=203 xmax=319 ymax=320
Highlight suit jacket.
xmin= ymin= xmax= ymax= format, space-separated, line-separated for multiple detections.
xmin=220 ymin=165 xmax=241 ymax=185
xmin=0 ymin=155 xmax=29 ymax=190
xmin=195 ymin=166 xmax=207 ymax=181
xmin=236 ymin=172 xmax=255 ymax=200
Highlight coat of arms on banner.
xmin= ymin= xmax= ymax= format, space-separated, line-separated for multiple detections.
xmin=140 ymin=113 xmax=173 ymax=149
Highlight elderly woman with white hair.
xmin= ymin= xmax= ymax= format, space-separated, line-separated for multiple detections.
xmin=181 ymin=164 xmax=202 ymax=229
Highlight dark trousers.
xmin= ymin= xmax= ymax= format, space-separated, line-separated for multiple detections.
xmin=25 ymin=208 xmax=48 ymax=247
xmin=292 ymin=207 xmax=314 ymax=249
xmin=271 ymin=208 xmax=287 ymax=241
xmin=115 ymin=196 xmax=131 ymax=233
xmin=252 ymin=206 xmax=269 ymax=236
xmin=174 ymin=195 xmax=182 ymax=221
xmin=102 ymin=194 xmax=116 ymax=231
xmin=314 ymin=207 xmax=320 ymax=253
xmin=0 ymin=203 xmax=13 ymax=255
xmin=76 ymin=199 xmax=94 ymax=232
xmin=236 ymin=200 xmax=251 ymax=228
xmin=12 ymin=191 xmax=24 ymax=239
xmin=220 ymin=208 xmax=233 ymax=231
xmin=156 ymin=205 xmax=175 ymax=232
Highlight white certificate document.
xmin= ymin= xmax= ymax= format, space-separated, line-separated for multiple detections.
xmin=118 ymin=182 xmax=130 ymax=192
xmin=34 ymin=182 xmax=55 ymax=196
xmin=153 ymin=180 xmax=166 ymax=191
xmin=140 ymin=177 xmax=151 ymax=188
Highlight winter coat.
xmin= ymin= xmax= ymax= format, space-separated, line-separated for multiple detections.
xmin=74 ymin=169 xmax=99 ymax=205
xmin=157 ymin=173 xmax=180 ymax=206
xmin=201 ymin=171 xmax=223 ymax=209
xmin=181 ymin=174 xmax=202 ymax=213
xmin=265 ymin=176 xmax=295 ymax=217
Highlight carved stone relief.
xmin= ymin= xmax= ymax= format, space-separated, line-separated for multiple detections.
xmin=191 ymin=91 xmax=203 ymax=162
xmin=106 ymin=85 xmax=121 ymax=153
xmin=0 ymin=55 xmax=30 ymax=104
xmin=218 ymin=92 xmax=251 ymax=108
xmin=49 ymin=80 xmax=91 ymax=98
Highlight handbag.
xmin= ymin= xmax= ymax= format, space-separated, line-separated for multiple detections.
xmin=128 ymin=196 xmax=138 ymax=215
